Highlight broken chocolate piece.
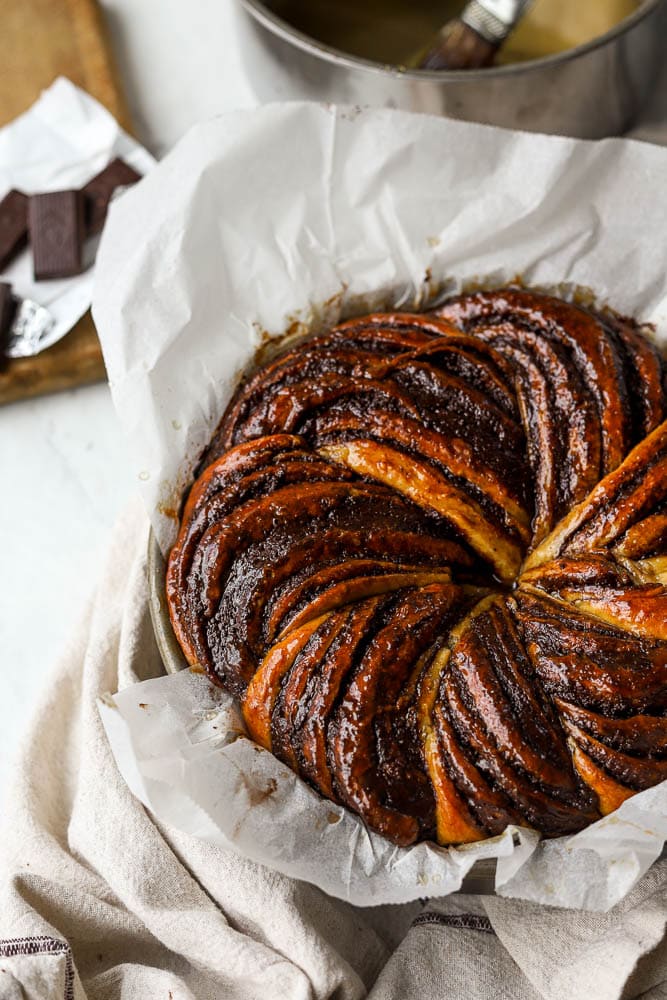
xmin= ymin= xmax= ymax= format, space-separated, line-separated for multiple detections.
xmin=82 ymin=157 xmax=142 ymax=234
xmin=0 ymin=282 xmax=16 ymax=366
xmin=0 ymin=282 xmax=14 ymax=337
xmin=29 ymin=190 xmax=85 ymax=280
xmin=0 ymin=189 xmax=28 ymax=271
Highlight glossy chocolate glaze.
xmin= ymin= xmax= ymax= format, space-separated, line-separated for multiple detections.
xmin=168 ymin=289 xmax=667 ymax=846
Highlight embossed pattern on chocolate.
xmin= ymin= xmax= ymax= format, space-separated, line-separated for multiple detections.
xmin=29 ymin=190 xmax=84 ymax=280
xmin=167 ymin=289 xmax=667 ymax=847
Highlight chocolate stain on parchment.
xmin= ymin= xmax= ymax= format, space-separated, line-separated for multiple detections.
xmin=231 ymin=774 xmax=280 ymax=838
xmin=235 ymin=774 xmax=278 ymax=809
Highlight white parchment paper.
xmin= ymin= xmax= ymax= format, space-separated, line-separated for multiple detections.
xmin=0 ymin=77 xmax=155 ymax=355
xmin=93 ymin=103 xmax=667 ymax=910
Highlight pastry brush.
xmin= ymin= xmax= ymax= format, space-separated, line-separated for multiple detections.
xmin=419 ymin=0 xmax=534 ymax=70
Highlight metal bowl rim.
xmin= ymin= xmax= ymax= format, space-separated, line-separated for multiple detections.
xmin=148 ymin=528 xmax=188 ymax=675
xmin=240 ymin=0 xmax=662 ymax=83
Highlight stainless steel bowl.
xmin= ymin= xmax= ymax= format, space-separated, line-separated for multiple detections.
xmin=235 ymin=0 xmax=666 ymax=138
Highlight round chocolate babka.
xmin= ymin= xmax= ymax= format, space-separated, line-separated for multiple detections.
xmin=167 ymin=288 xmax=667 ymax=847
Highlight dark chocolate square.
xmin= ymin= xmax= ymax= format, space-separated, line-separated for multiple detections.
xmin=0 ymin=189 xmax=28 ymax=272
xmin=82 ymin=157 xmax=142 ymax=235
xmin=0 ymin=282 xmax=16 ymax=360
xmin=29 ymin=190 xmax=85 ymax=280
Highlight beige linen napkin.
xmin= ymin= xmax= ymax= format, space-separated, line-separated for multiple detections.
xmin=0 ymin=499 xmax=665 ymax=999
xmin=368 ymin=871 xmax=667 ymax=1000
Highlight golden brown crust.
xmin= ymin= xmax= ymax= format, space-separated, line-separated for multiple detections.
xmin=167 ymin=289 xmax=667 ymax=846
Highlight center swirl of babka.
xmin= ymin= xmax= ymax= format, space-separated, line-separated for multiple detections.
xmin=167 ymin=289 xmax=667 ymax=848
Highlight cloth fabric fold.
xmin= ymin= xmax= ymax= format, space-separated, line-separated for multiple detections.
xmin=0 ymin=499 xmax=665 ymax=999
xmin=368 ymin=876 xmax=667 ymax=1000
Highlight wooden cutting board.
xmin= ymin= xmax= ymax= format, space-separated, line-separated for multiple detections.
xmin=0 ymin=0 xmax=133 ymax=406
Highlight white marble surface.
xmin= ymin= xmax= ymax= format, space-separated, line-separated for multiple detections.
xmin=0 ymin=385 xmax=134 ymax=790
xmin=1 ymin=0 xmax=666 ymax=798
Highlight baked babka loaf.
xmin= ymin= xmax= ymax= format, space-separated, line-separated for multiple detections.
xmin=167 ymin=288 xmax=667 ymax=847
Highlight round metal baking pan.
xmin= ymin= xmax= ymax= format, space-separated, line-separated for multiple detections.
xmin=148 ymin=530 xmax=187 ymax=675
xmin=235 ymin=0 xmax=666 ymax=138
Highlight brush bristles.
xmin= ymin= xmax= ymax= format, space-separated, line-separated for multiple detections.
xmin=418 ymin=20 xmax=497 ymax=71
